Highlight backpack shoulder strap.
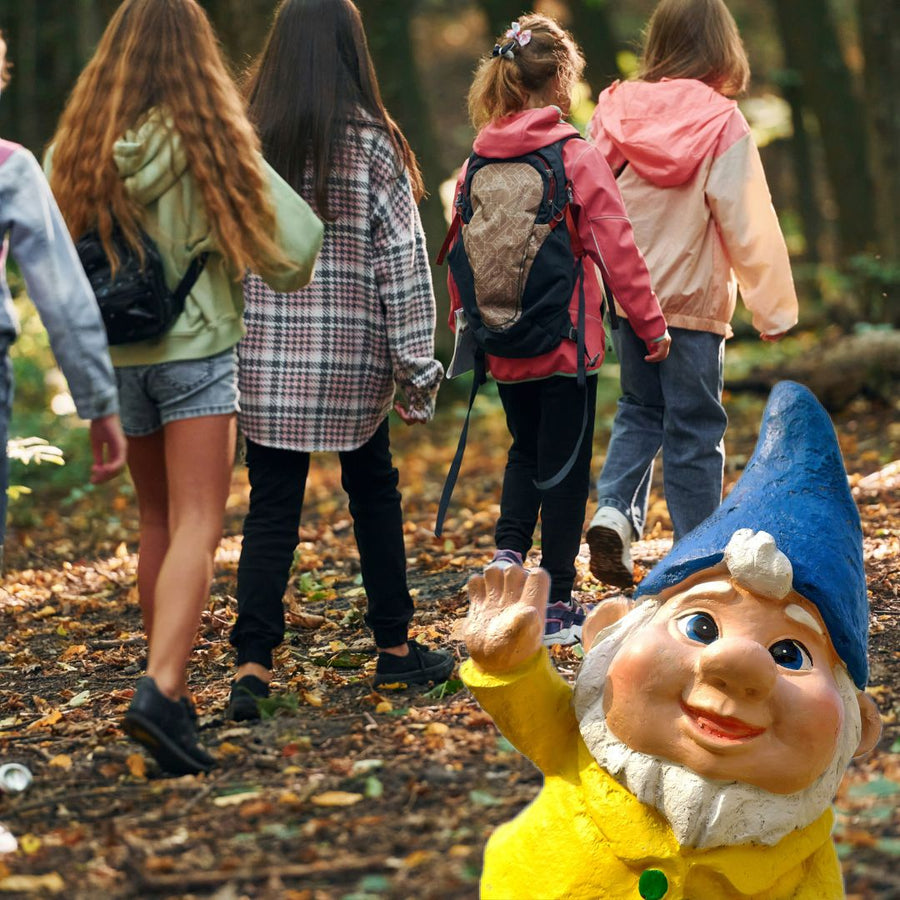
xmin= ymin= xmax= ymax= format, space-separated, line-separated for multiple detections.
xmin=436 ymin=151 xmax=483 ymax=265
xmin=171 ymin=252 xmax=209 ymax=306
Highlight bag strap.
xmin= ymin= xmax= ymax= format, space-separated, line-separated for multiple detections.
xmin=598 ymin=269 xmax=619 ymax=331
xmin=564 ymin=192 xmax=618 ymax=332
xmin=171 ymin=252 xmax=209 ymax=308
xmin=434 ymin=350 xmax=486 ymax=538
xmin=436 ymin=213 xmax=460 ymax=266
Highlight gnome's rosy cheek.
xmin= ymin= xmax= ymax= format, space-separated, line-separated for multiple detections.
xmin=602 ymin=625 xmax=690 ymax=741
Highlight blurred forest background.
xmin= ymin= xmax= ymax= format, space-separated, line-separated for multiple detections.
xmin=0 ymin=0 xmax=898 ymax=504
xmin=2 ymin=0 xmax=898 ymax=325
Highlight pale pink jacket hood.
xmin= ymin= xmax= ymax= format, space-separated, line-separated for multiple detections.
xmin=589 ymin=79 xmax=798 ymax=337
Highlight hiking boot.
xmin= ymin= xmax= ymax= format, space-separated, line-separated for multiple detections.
xmin=226 ymin=674 xmax=270 ymax=722
xmin=373 ymin=640 xmax=455 ymax=687
xmin=489 ymin=548 xmax=524 ymax=569
xmin=586 ymin=506 xmax=634 ymax=588
xmin=543 ymin=599 xmax=586 ymax=647
xmin=123 ymin=677 xmax=216 ymax=776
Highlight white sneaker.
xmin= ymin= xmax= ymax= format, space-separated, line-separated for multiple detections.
xmin=586 ymin=507 xmax=634 ymax=588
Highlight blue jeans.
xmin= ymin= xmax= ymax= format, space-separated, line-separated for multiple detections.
xmin=596 ymin=323 xmax=726 ymax=542
xmin=114 ymin=348 xmax=238 ymax=437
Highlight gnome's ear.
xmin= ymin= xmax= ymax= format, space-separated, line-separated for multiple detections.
xmin=582 ymin=597 xmax=633 ymax=652
xmin=853 ymin=692 xmax=883 ymax=758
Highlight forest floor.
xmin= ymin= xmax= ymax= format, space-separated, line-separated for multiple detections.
xmin=0 ymin=371 xmax=898 ymax=900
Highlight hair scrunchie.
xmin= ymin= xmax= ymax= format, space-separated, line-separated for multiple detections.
xmin=491 ymin=20 xmax=531 ymax=60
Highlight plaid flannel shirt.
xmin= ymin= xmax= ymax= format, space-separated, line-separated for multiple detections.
xmin=238 ymin=118 xmax=442 ymax=452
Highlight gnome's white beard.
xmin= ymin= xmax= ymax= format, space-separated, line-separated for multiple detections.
xmin=574 ymin=603 xmax=862 ymax=849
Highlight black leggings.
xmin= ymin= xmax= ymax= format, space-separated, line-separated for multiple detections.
xmin=496 ymin=374 xmax=597 ymax=605
xmin=229 ymin=420 xmax=414 ymax=668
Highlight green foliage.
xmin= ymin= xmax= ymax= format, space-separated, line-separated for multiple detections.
xmin=7 ymin=437 xmax=65 ymax=467
xmin=809 ymin=255 xmax=900 ymax=328
xmin=423 ymin=677 xmax=464 ymax=699
xmin=7 ymin=300 xmax=95 ymax=510
xmin=256 ymin=692 xmax=301 ymax=719
xmin=6 ymin=437 xmax=66 ymax=504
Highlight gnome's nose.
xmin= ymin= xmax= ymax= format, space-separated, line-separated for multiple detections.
xmin=697 ymin=637 xmax=777 ymax=700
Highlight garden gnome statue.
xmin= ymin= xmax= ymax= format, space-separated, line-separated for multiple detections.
xmin=462 ymin=381 xmax=882 ymax=899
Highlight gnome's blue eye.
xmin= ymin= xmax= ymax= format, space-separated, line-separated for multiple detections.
xmin=677 ymin=613 xmax=719 ymax=644
xmin=769 ymin=639 xmax=813 ymax=671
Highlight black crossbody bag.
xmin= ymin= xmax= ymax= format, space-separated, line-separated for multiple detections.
xmin=75 ymin=224 xmax=208 ymax=346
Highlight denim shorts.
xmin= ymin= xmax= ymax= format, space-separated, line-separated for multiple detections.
xmin=115 ymin=348 xmax=239 ymax=437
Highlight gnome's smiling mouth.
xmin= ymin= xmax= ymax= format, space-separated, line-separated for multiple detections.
xmin=681 ymin=702 xmax=766 ymax=743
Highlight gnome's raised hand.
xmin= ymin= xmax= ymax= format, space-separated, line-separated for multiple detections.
xmin=464 ymin=564 xmax=550 ymax=674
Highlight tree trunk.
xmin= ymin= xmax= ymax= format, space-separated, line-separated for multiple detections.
xmin=357 ymin=0 xmax=452 ymax=357
xmin=771 ymin=72 xmax=822 ymax=266
xmin=726 ymin=330 xmax=900 ymax=412
xmin=768 ymin=0 xmax=876 ymax=260
xmin=858 ymin=0 xmax=900 ymax=264
xmin=563 ymin=0 xmax=620 ymax=95
xmin=199 ymin=0 xmax=274 ymax=72
xmin=0 ymin=0 xmax=40 ymax=151
xmin=479 ymin=0 xmax=529 ymax=39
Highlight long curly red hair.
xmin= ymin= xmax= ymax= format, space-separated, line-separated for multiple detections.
xmin=48 ymin=0 xmax=288 ymax=277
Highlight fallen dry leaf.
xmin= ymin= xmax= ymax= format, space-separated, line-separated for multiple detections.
xmin=26 ymin=709 xmax=62 ymax=730
xmin=126 ymin=754 xmax=147 ymax=779
xmin=213 ymin=791 xmax=261 ymax=808
xmin=0 ymin=872 xmax=65 ymax=894
xmin=310 ymin=791 xmax=363 ymax=807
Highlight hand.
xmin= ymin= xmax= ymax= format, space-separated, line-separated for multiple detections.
xmin=393 ymin=402 xmax=428 ymax=426
xmin=89 ymin=414 xmax=127 ymax=484
xmin=644 ymin=332 xmax=671 ymax=363
xmin=760 ymin=331 xmax=786 ymax=343
xmin=464 ymin=564 xmax=550 ymax=674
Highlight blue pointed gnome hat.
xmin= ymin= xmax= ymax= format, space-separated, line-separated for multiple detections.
xmin=635 ymin=381 xmax=869 ymax=688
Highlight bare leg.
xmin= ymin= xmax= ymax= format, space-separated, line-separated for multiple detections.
xmin=142 ymin=414 xmax=236 ymax=700
xmin=126 ymin=430 xmax=168 ymax=638
xmin=235 ymin=662 xmax=272 ymax=683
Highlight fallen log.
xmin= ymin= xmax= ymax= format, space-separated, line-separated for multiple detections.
xmin=726 ymin=329 xmax=900 ymax=411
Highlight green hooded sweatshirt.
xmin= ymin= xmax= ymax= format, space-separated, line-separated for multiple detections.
xmin=46 ymin=111 xmax=323 ymax=367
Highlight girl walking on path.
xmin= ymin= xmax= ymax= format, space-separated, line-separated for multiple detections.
xmin=447 ymin=15 xmax=670 ymax=646
xmin=585 ymin=0 xmax=799 ymax=588
xmin=0 ymin=32 xmax=126 ymax=572
xmin=46 ymin=0 xmax=323 ymax=774
xmin=226 ymin=0 xmax=453 ymax=721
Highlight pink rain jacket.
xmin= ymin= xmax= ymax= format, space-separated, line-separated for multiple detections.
xmin=589 ymin=79 xmax=798 ymax=338
xmin=448 ymin=107 xmax=667 ymax=383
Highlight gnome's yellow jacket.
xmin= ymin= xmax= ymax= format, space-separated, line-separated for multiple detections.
xmin=461 ymin=651 xmax=844 ymax=900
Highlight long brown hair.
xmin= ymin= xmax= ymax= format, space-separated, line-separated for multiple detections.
xmin=468 ymin=14 xmax=585 ymax=132
xmin=245 ymin=0 xmax=424 ymax=220
xmin=639 ymin=0 xmax=750 ymax=97
xmin=48 ymin=0 xmax=288 ymax=276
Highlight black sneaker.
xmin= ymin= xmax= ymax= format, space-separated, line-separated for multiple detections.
xmin=373 ymin=640 xmax=455 ymax=687
xmin=123 ymin=677 xmax=216 ymax=776
xmin=181 ymin=696 xmax=199 ymax=733
xmin=226 ymin=675 xmax=270 ymax=722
